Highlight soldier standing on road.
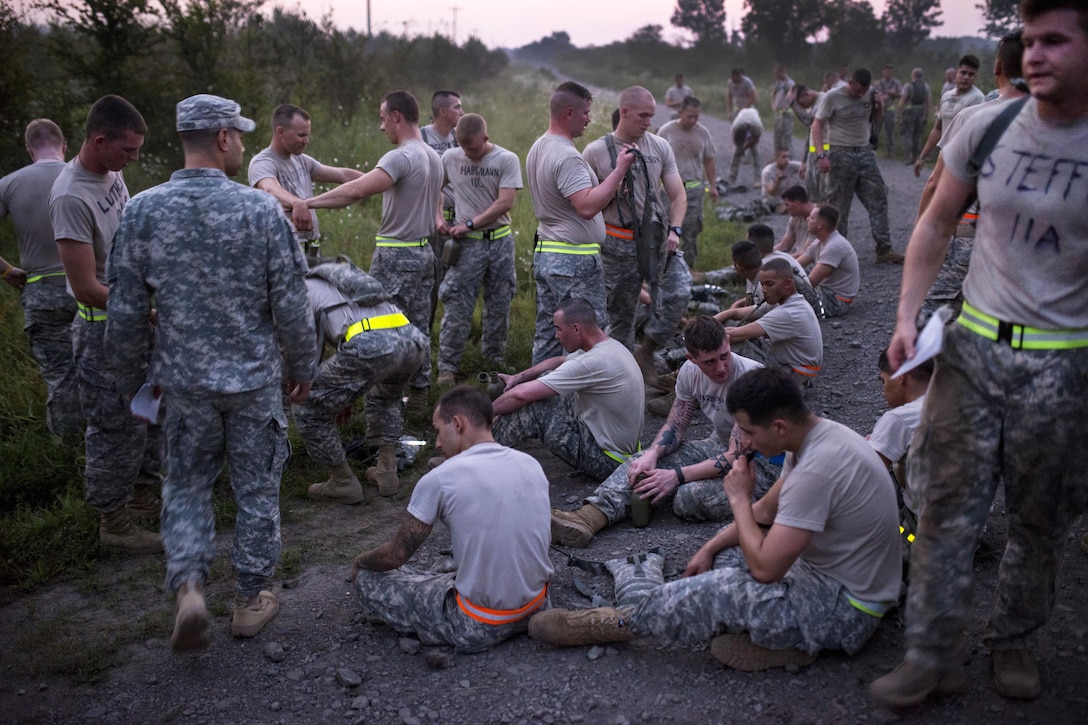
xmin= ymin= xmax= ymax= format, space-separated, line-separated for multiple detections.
xmin=524 ymin=81 xmax=634 ymax=365
xmin=896 ymin=68 xmax=932 ymax=164
xmin=658 ymin=97 xmax=719 ymax=271
xmin=0 ymin=119 xmax=83 ymax=445
xmin=726 ymin=68 xmax=758 ymax=121
xmin=810 ymin=68 xmax=903 ymax=264
xmin=248 ymin=104 xmax=363 ymax=261
xmin=105 ymin=94 xmax=318 ymax=650
xmin=50 ymin=95 xmax=163 ymax=553
xmin=771 ymin=64 xmax=796 ymax=155
xmin=435 ymin=113 xmax=522 ymax=385
xmin=306 ymin=91 xmax=443 ymax=415
xmin=873 ymin=66 xmax=903 ymax=159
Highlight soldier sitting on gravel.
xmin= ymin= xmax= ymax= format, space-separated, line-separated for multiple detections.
xmin=490 ymin=297 xmax=644 ymax=482
xmin=550 ymin=316 xmax=779 ymax=548
xmin=351 ymin=386 xmax=552 ymax=653
xmin=795 ymin=204 xmax=860 ymax=318
xmin=531 ymin=368 xmax=902 ymax=672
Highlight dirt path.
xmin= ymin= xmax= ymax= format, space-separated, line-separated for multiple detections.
xmin=2 ymin=101 xmax=1087 ymax=724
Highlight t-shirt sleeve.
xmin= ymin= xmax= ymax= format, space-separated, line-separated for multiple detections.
xmin=247 ymin=152 xmax=276 ymax=187
xmin=817 ymin=239 xmax=846 ymax=269
xmin=406 ymin=471 xmax=442 ymax=525
xmin=814 ymin=92 xmax=833 ymax=121
xmin=675 ymin=361 xmax=698 ymax=402
xmin=539 ymin=355 xmax=593 ymax=395
xmin=376 ymin=147 xmax=409 ymax=184
xmin=754 ymin=304 xmax=792 ymax=342
xmin=868 ymin=410 xmax=912 ymax=464
xmin=557 ymin=155 xmax=595 ymax=198
xmin=500 ymin=151 xmax=524 ymax=189
xmin=775 ymin=472 xmax=832 ymax=533
xmin=49 ymin=194 xmax=94 ymax=243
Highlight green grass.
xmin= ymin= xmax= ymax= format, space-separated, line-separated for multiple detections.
xmin=0 ymin=65 xmax=746 ymax=594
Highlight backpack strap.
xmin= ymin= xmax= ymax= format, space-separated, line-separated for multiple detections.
xmin=966 ymin=96 xmax=1029 ymax=177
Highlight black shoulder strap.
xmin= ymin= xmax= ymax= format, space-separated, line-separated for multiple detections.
xmin=967 ymin=96 xmax=1029 ymax=176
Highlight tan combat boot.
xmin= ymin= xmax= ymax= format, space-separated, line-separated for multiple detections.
xmin=170 ymin=582 xmax=210 ymax=652
xmin=231 ymin=590 xmax=279 ymax=638
xmin=366 ymin=445 xmax=400 ymax=496
xmin=710 ymin=633 xmax=817 ymax=671
xmin=99 ymin=507 xmax=163 ymax=554
xmin=307 ymin=461 xmax=364 ymax=505
xmin=528 ymin=607 xmax=636 ymax=646
xmin=405 ymin=387 xmax=429 ymax=415
xmin=550 ymin=505 xmax=608 ymax=548
xmin=633 ymin=340 xmax=659 ymax=386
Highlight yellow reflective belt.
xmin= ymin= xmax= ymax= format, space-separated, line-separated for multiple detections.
xmin=375 ymin=236 xmax=429 ymax=247
xmin=535 ymin=240 xmax=600 ymax=255
xmin=958 ymin=301 xmax=1088 ymax=350
xmin=442 ymin=208 xmax=455 ymax=223
xmin=683 ymin=179 xmax=703 ymax=190
xmin=847 ymin=595 xmax=892 ymax=618
xmin=343 ymin=313 xmax=410 ymax=342
xmin=899 ymin=525 xmax=916 ymax=544
xmin=603 ymin=442 xmax=642 ymax=464
xmin=26 ymin=271 xmax=66 ymax=284
xmin=77 ymin=302 xmax=107 ymax=322
xmin=463 ymin=225 xmax=511 ymax=240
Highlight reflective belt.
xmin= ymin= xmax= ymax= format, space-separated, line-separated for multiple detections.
xmin=535 ymin=240 xmax=600 ymax=255
xmin=463 ymin=225 xmax=511 ymax=241
xmin=77 ymin=302 xmax=107 ymax=322
xmin=899 ymin=525 xmax=916 ymax=544
xmin=375 ymin=236 xmax=429 ymax=247
xmin=343 ymin=313 xmax=410 ymax=343
xmin=26 ymin=271 xmax=66 ymax=285
xmin=683 ymin=179 xmax=703 ymax=190
xmin=958 ymin=301 xmax=1088 ymax=350
xmin=456 ymin=584 xmax=548 ymax=625
xmin=791 ymin=363 xmax=821 ymax=377
xmin=605 ymin=224 xmax=634 ymax=241
xmin=847 ymin=595 xmax=893 ymax=618
xmin=835 ymin=294 xmax=854 ymax=304
xmin=603 ymin=442 xmax=642 ymax=464
xmin=442 ymin=208 xmax=455 ymax=223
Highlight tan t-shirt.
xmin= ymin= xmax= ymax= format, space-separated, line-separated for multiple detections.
xmin=539 ymin=337 xmax=644 ymax=454
xmin=674 ymin=353 xmax=763 ymax=442
xmin=526 ymin=133 xmax=605 ymax=245
xmin=374 ymin=139 xmax=443 ymax=241
xmin=49 ymin=156 xmax=130 ymax=285
xmin=442 ymin=144 xmax=522 ymax=228
xmin=814 ymin=231 xmax=860 ymax=300
xmin=754 ymin=293 xmax=823 ymax=372
xmin=658 ymin=120 xmax=716 ymax=183
xmin=777 ymin=419 xmax=902 ymax=602
xmin=247 ymin=147 xmax=321 ymax=244
xmin=583 ymin=133 xmax=678 ymax=228
xmin=815 ymin=86 xmax=876 ymax=147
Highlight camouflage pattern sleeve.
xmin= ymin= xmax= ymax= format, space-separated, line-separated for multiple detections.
xmin=104 ymin=197 xmax=154 ymax=396
xmin=266 ymin=210 xmax=318 ymax=383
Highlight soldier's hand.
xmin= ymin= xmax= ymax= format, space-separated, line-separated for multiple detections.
xmin=722 ymin=452 xmax=755 ymax=503
xmin=817 ymin=156 xmax=831 ymax=173
xmin=291 ymin=200 xmax=313 ymax=231
xmin=887 ymin=323 xmax=919 ymax=370
xmin=615 ymin=144 xmax=638 ymax=174
xmin=627 ymin=453 xmax=657 ymax=483
xmin=497 ymin=372 xmax=516 ymax=392
xmin=913 ymin=157 xmax=925 ymax=177
xmin=288 ymin=380 xmax=313 ymax=404
xmin=335 ymin=403 xmax=353 ymax=427
xmin=683 ymin=547 xmax=714 ymax=577
xmin=635 ymin=468 xmax=680 ymax=504
xmin=1 ymin=265 xmax=26 ymax=290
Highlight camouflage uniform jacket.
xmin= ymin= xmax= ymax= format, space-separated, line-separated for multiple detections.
xmin=106 ymin=168 xmax=317 ymax=395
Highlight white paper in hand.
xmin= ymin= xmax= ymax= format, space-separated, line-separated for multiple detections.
xmin=893 ymin=306 xmax=953 ymax=379
xmin=130 ymin=383 xmax=162 ymax=424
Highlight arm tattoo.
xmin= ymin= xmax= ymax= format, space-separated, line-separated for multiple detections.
xmin=654 ymin=399 xmax=694 ymax=454
xmin=712 ymin=452 xmax=732 ymax=472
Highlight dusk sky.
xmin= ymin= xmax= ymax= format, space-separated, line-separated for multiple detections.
xmin=290 ymin=0 xmax=987 ymax=48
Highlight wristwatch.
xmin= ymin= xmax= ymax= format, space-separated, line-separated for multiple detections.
xmin=670 ymin=225 xmax=683 ymax=237
xmin=816 ymin=152 xmax=828 ymax=160
xmin=465 ymin=219 xmax=475 ymax=230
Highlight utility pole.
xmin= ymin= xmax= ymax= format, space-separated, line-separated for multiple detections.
xmin=367 ymin=0 xmax=371 ymax=36
xmin=449 ymin=5 xmax=459 ymax=45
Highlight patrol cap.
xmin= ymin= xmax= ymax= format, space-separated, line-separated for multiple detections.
xmin=176 ymin=94 xmax=256 ymax=133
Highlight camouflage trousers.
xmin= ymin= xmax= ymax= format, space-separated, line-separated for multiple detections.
xmin=624 ymin=547 xmax=882 ymax=655
xmin=531 ymin=251 xmax=608 ymax=365
xmin=774 ymin=113 xmax=794 ymax=156
xmin=728 ymin=134 xmax=761 ymax=186
xmin=162 ymin=385 xmax=289 ymax=598
xmin=827 ymin=147 xmax=892 ymax=257
xmin=917 ymin=233 xmax=973 ymax=327
xmin=585 ymin=436 xmax=780 ymax=524
xmin=729 ymin=338 xmax=817 ymax=388
xmin=600 ymin=234 xmax=642 ymax=349
xmin=643 ymin=253 xmax=693 ymax=349
xmin=293 ymin=326 xmax=427 ymax=467
xmin=355 ymin=566 xmax=547 ymax=653
xmin=899 ymin=107 xmax=927 ymax=162
xmin=815 ymin=287 xmax=852 ymax=319
xmin=370 ymin=245 xmax=434 ymax=389
xmin=805 ymin=154 xmax=830 ymax=204
xmin=493 ymin=394 xmax=621 ymax=481
xmin=438 ymin=235 xmax=516 ymax=372
xmin=903 ymin=325 xmax=1088 ymax=667
xmin=21 ymin=282 xmax=82 ymax=445
xmin=72 ymin=317 xmax=161 ymax=514
xmin=679 ymin=186 xmax=705 ymax=270
xmin=878 ymin=109 xmax=897 ymax=158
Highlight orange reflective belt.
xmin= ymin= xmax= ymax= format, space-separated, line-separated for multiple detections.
xmin=791 ymin=364 xmax=821 ymax=377
xmin=605 ymin=223 xmax=634 ymax=241
xmin=960 ymin=212 xmax=978 ymax=224
xmin=456 ymin=584 xmax=548 ymax=626
xmin=835 ymin=295 xmax=854 ymax=304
